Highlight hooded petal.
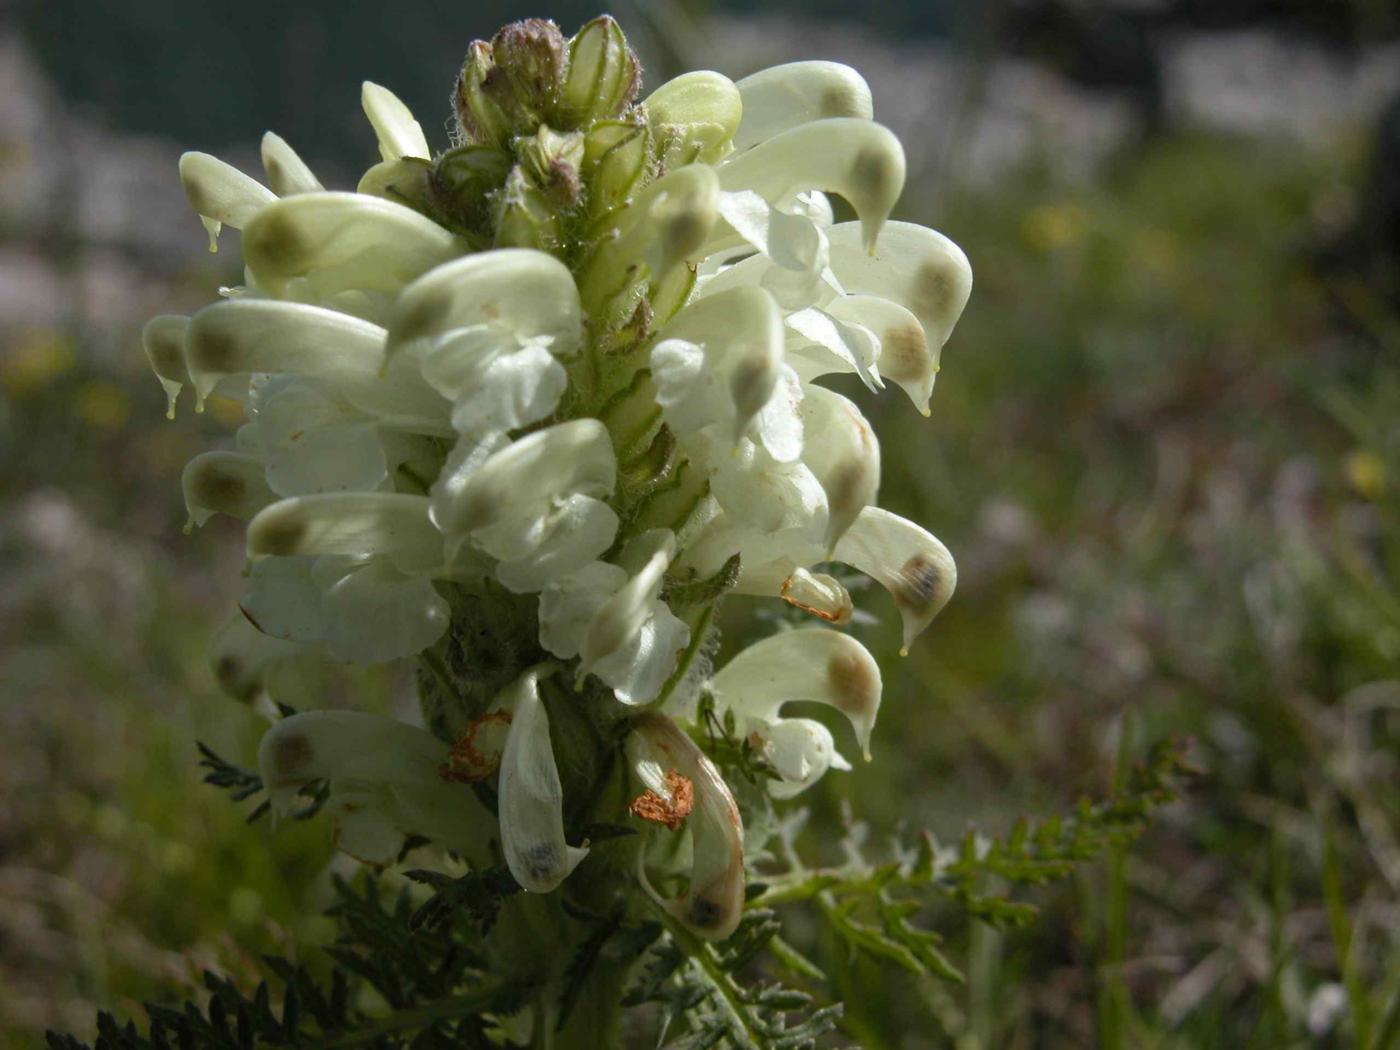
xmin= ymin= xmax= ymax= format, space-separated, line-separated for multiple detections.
xmin=498 ymin=669 xmax=589 ymax=892
xmin=833 ymin=506 xmax=956 ymax=653
xmin=243 ymin=192 xmax=460 ymax=299
xmin=717 ymin=119 xmax=904 ymax=253
xmin=188 ymin=299 xmax=447 ymax=428
xmin=207 ymin=609 xmax=304 ymax=703
xmin=431 ymin=419 xmax=615 ymax=537
xmin=257 ymin=710 xmax=494 ymax=865
xmin=825 ymin=221 xmax=973 ymax=358
xmin=182 ymin=451 xmax=275 ymax=527
xmin=260 ymin=132 xmax=323 ymax=196
xmin=733 ymin=61 xmax=873 ymax=150
xmin=626 ymin=713 xmax=744 ymax=940
xmin=645 ymin=71 xmax=742 ymax=162
xmin=707 ymin=627 xmax=882 ymax=760
xmin=141 ymin=315 xmax=190 ymax=418
xmin=247 ymin=492 xmax=442 ymax=573
xmin=384 ymin=249 xmax=583 ymax=361
xmin=178 ymin=151 xmax=276 ymax=251
xmin=653 ymin=286 xmax=785 ymax=448
xmin=361 ymin=81 xmax=430 ymax=162
xmin=798 ymin=386 xmax=880 ymax=550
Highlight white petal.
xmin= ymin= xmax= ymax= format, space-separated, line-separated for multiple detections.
xmin=385 ymin=249 xmax=583 ymax=361
xmin=257 ymin=710 xmax=494 ymax=865
xmin=708 ymin=628 xmax=882 ymax=759
xmin=654 ymin=286 xmax=784 ymax=446
xmin=246 ymin=492 xmax=442 ymax=573
xmin=591 ymin=598 xmax=689 ymax=705
xmin=733 ymin=62 xmax=873 ymax=150
xmin=361 ymin=81 xmax=430 ymax=162
xmin=757 ymin=717 xmax=847 ymax=799
xmin=320 ymin=557 xmax=449 ymax=662
xmin=825 ymin=221 xmax=973 ymax=358
xmin=498 ymin=669 xmax=589 ymax=893
xmin=192 ymin=289 xmax=390 ymax=378
xmin=240 ymin=556 xmax=328 ymax=644
xmin=798 ymin=386 xmax=880 ymax=550
xmin=260 ymin=132 xmax=323 ymax=196
xmin=182 ymin=451 xmax=275 ymax=526
xmin=833 ymin=506 xmax=956 ymax=652
xmin=626 ymin=713 xmax=744 ymax=940
xmin=178 ymin=152 xmax=276 ymax=251
xmin=717 ymin=119 xmax=904 ymax=253
xmin=645 ymin=70 xmax=742 ymax=163
xmin=708 ymin=448 xmax=826 ymax=536
xmin=717 ymin=191 xmax=827 ymax=276
xmin=429 ymin=431 xmax=512 ymax=525
xmin=785 ymin=306 xmax=882 ymax=393
xmin=649 ymin=338 xmax=722 ymax=437
xmin=580 ymin=532 xmax=674 ymax=676
xmin=207 ymin=609 xmax=304 ymax=702
xmin=490 ymin=496 xmax=620 ymax=594
xmin=433 ymin=341 xmax=568 ymax=436
xmin=749 ymin=363 xmax=804 ymax=463
xmin=243 ymin=192 xmax=459 ymax=299
xmin=538 ymin=561 xmax=629 ymax=659
xmin=431 ymin=419 xmax=615 ymax=537
xmin=251 ymin=378 xmax=388 ymax=497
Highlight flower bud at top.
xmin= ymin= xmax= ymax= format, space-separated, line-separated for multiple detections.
xmin=454 ymin=41 xmax=515 ymax=147
xmin=454 ymin=20 xmax=569 ymax=149
xmin=492 ymin=18 xmax=566 ymax=115
xmin=557 ymin=15 xmax=640 ymax=129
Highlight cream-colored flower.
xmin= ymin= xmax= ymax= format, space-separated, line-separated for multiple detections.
xmin=149 ymin=19 xmax=969 ymax=905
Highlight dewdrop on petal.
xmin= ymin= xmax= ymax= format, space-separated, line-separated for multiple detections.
xmin=148 ymin=14 xmax=969 ymax=913
xmin=179 ymin=151 xmax=277 ymax=252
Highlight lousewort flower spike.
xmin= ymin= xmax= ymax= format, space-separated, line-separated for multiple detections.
xmin=155 ymin=12 xmax=970 ymax=1034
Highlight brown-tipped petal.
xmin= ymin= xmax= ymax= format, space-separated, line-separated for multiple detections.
xmin=717 ymin=119 xmax=904 ymax=253
xmin=627 ymin=713 xmax=745 ymax=941
xmin=707 ymin=627 xmax=882 ymax=760
xmin=834 ymin=506 xmax=956 ymax=653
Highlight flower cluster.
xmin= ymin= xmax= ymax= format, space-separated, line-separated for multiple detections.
xmin=151 ymin=17 xmax=970 ymax=941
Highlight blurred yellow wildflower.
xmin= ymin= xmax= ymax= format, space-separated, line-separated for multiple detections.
xmin=75 ymin=380 xmax=131 ymax=429
xmin=2 ymin=327 xmax=76 ymax=396
xmin=1344 ymin=448 xmax=1385 ymax=499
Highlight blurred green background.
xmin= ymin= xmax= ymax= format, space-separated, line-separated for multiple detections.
xmin=2 ymin=1 xmax=1398 ymax=1046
